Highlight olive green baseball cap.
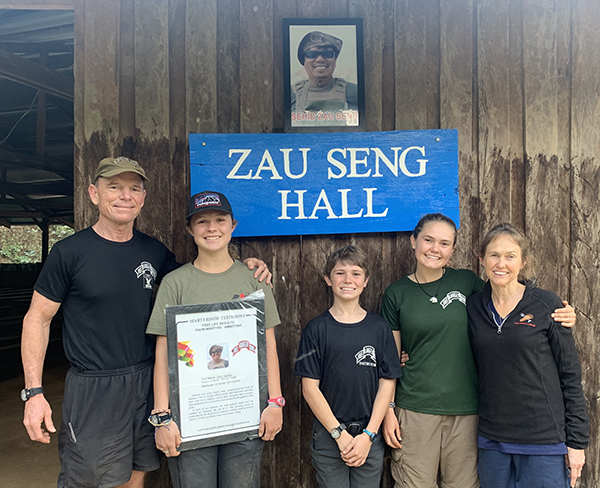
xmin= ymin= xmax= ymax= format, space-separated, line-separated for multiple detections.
xmin=94 ymin=156 xmax=148 ymax=181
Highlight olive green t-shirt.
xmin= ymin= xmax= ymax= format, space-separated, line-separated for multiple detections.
xmin=146 ymin=261 xmax=280 ymax=336
xmin=381 ymin=268 xmax=484 ymax=415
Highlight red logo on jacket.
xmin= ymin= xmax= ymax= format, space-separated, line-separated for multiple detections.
xmin=514 ymin=313 xmax=536 ymax=327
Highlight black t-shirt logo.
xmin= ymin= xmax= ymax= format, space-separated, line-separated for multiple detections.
xmin=135 ymin=261 xmax=157 ymax=289
xmin=355 ymin=345 xmax=377 ymax=367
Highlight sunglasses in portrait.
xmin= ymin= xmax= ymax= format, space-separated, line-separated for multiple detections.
xmin=304 ymin=49 xmax=336 ymax=60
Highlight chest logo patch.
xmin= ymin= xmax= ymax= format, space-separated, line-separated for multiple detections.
xmin=355 ymin=345 xmax=377 ymax=368
xmin=439 ymin=291 xmax=467 ymax=309
xmin=514 ymin=313 xmax=536 ymax=327
xmin=135 ymin=261 xmax=157 ymax=289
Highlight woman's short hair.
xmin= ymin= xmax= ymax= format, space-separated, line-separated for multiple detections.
xmin=479 ymin=223 xmax=535 ymax=282
xmin=209 ymin=345 xmax=223 ymax=355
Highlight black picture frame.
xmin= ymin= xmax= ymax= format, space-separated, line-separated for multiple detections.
xmin=166 ymin=297 xmax=268 ymax=451
xmin=283 ymin=18 xmax=365 ymax=132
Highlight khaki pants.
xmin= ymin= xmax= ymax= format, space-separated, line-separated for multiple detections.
xmin=390 ymin=408 xmax=479 ymax=488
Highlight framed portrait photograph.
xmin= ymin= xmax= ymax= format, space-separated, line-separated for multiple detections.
xmin=283 ymin=18 xmax=365 ymax=132
xmin=165 ymin=293 xmax=268 ymax=451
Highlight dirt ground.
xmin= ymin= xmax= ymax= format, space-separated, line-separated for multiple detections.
xmin=0 ymin=365 xmax=66 ymax=488
xmin=0 ymin=365 xmax=172 ymax=488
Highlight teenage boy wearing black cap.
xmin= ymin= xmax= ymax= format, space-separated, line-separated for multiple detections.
xmin=146 ymin=191 xmax=284 ymax=488
xmin=21 ymin=160 xmax=271 ymax=488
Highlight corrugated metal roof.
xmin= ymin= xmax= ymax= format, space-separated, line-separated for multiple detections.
xmin=0 ymin=8 xmax=74 ymax=228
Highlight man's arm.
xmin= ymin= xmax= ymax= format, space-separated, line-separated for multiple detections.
xmin=21 ymin=291 xmax=61 ymax=443
xmin=259 ymin=328 xmax=283 ymax=440
xmin=242 ymin=258 xmax=272 ymax=286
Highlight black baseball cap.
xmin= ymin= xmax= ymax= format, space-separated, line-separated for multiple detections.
xmin=187 ymin=191 xmax=233 ymax=221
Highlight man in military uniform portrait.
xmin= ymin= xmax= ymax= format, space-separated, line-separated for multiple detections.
xmin=291 ymin=30 xmax=359 ymax=127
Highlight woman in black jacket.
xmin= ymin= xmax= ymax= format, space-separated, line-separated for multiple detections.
xmin=467 ymin=223 xmax=589 ymax=488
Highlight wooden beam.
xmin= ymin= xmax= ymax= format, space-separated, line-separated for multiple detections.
xmin=478 ymin=0 xmax=514 ymax=234
xmin=523 ymin=0 xmax=566 ymax=294
xmin=0 ymin=150 xmax=73 ymax=181
xmin=571 ymin=1 xmax=600 ymax=482
xmin=351 ymin=0 xmax=384 ymax=132
xmin=240 ymin=0 xmax=273 ymax=133
xmin=0 ymin=48 xmax=74 ymax=101
xmin=37 ymin=51 xmax=48 ymax=158
xmin=46 ymin=94 xmax=74 ymax=118
xmin=186 ymin=0 xmax=217 ymax=133
xmin=440 ymin=0 xmax=476 ymax=270
xmin=0 ymin=1 xmax=74 ymax=9
xmin=0 ymin=197 xmax=72 ymax=210
xmin=0 ymin=180 xmax=73 ymax=197
xmin=395 ymin=0 xmax=429 ymax=130
xmin=35 ymin=91 xmax=48 ymax=152
xmin=50 ymin=217 xmax=73 ymax=227
xmin=40 ymin=218 xmax=49 ymax=263
xmin=0 ymin=210 xmax=51 ymax=218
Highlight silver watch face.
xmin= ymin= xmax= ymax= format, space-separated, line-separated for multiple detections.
xmin=20 ymin=389 xmax=28 ymax=401
xmin=330 ymin=427 xmax=341 ymax=439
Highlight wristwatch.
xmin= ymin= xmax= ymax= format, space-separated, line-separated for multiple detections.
xmin=21 ymin=387 xmax=44 ymax=402
xmin=363 ymin=428 xmax=378 ymax=443
xmin=267 ymin=396 xmax=286 ymax=408
xmin=330 ymin=423 xmax=347 ymax=440
xmin=148 ymin=411 xmax=172 ymax=427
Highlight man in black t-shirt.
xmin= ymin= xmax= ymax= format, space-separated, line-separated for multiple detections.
xmin=20 ymin=157 xmax=270 ymax=488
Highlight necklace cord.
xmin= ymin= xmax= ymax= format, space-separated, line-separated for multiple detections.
xmin=414 ymin=269 xmax=445 ymax=303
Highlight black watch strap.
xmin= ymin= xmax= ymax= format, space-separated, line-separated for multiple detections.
xmin=148 ymin=411 xmax=173 ymax=427
xmin=330 ymin=423 xmax=347 ymax=439
xmin=21 ymin=387 xmax=44 ymax=402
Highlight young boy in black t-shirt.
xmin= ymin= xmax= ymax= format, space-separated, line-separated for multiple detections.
xmin=294 ymin=246 xmax=402 ymax=488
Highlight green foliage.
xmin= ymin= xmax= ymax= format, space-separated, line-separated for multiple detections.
xmin=0 ymin=225 xmax=74 ymax=264
xmin=50 ymin=225 xmax=74 ymax=245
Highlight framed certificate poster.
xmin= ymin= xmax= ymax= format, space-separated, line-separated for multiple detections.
xmin=166 ymin=292 xmax=268 ymax=451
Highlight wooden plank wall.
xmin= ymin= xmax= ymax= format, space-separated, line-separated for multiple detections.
xmin=72 ymin=0 xmax=600 ymax=486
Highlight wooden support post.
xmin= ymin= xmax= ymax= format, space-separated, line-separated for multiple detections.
xmin=40 ymin=218 xmax=49 ymax=263
xmin=36 ymin=51 xmax=48 ymax=158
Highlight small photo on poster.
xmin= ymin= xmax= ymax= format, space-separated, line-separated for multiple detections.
xmin=207 ymin=343 xmax=229 ymax=370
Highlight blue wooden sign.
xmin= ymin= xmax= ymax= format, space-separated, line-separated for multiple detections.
xmin=189 ymin=130 xmax=458 ymax=237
